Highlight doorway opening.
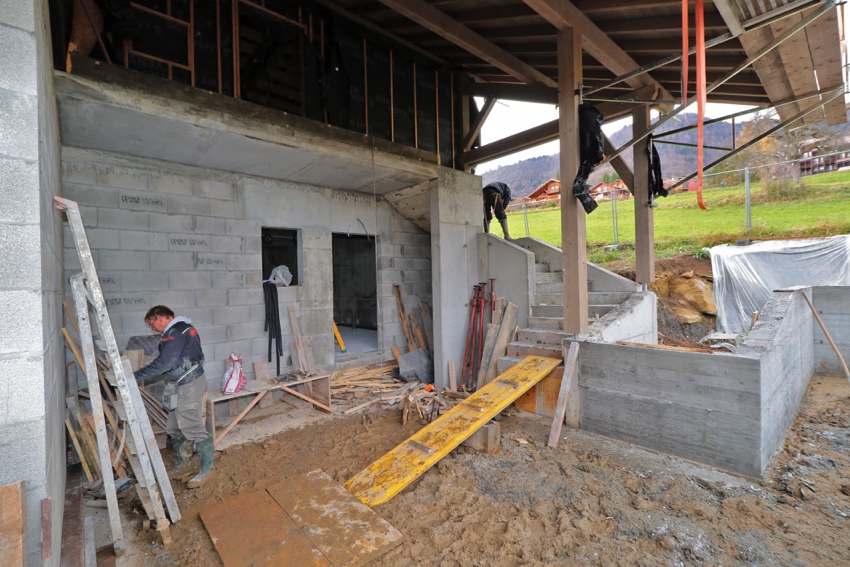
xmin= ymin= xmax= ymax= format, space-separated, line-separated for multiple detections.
xmin=332 ymin=233 xmax=377 ymax=355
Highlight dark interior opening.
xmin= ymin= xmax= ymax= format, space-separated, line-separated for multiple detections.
xmin=262 ymin=227 xmax=299 ymax=285
xmin=332 ymin=233 xmax=377 ymax=331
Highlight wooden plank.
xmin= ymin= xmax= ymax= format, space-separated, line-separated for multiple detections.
xmin=447 ymin=360 xmax=457 ymax=392
xmin=63 ymin=300 xmax=80 ymax=335
xmin=280 ymin=385 xmax=332 ymax=413
xmin=409 ymin=313 xmax=429 ymax=351
xmin=492 ymin=297 xmax=505 ymax=326
xmin=83 ymin=516 xmax=95 ymax=567
xmin=418 ymin=302 xmax=434 ymax=351
xmin=391 ymin=346 xmax=402 ymax=363
xmin=483 ymin=303 xmax=518 ymax=385
xmin=200 ymin=490 xmax=330 ymax=567
xmin=632 ymin=104 xmax=654 ymax=285
xmin=287 ymin=305 xmax=309 ymax=374
xmin=393 ymin=285 xmax=416 ymax=352
xmin=215 ymin=391 xmax=268 ymax=446
xmin=267 ymin=470 xmax=403 ymax=567
xmin=344 ymin=356 xmax=562 ymax=506
xmin=66 ymin=418 xmax=94 ymax=482
xmin=253 ymin=360 xmax=270 ymax=382
xmin=804 ymin=9 xmax=846 ymax=126
xmin=0 ymin=481 xmax=26 ymax=567
xmin=770 ymin=12 xmax=823 ymax=124
xmin=41 ymin=498 xmax=52 ymax=566
xmin=475 ymin=324 xmax=500 ymax=390
xmin=547 ymin=342 xmax=579 ymax=448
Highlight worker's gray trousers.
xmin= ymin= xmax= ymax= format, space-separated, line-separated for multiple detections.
xmin=166 ymin=375 xmax=210 ymax=443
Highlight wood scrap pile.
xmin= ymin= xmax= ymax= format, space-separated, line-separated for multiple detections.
xmin=330 ymin=361 xmax=402 ymax=400
xmin=402 ymin=384 xmax=467 ymax=425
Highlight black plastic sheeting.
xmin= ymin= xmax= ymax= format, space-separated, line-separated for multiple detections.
xmin=573 ymin=105 xmax=604 ymax=214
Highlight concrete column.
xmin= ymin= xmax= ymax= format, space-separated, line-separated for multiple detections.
xmin=0 ymin=1 xmax=64 ymax=565
xmin=632 ymin=105 xmax=655 ymax=284
xmin=430 ymin=169 xmax=480 ymax=389
xmin=557 ymin=28 xmax=588 ymax=335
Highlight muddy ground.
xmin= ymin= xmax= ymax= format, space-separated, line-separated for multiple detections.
xmin=96 ymin=254 xmax=849 ymax=565
xmin=109 ymin=372 xmax=850 ymax=567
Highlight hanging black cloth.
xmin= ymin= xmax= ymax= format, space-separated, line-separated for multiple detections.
xmin=263 ymin=282 xmax=283 ymax=377
xmin=572 ymin=105 xmax=605 ymax=214
xmin=647 ymin=134 xmax=669 ymax=200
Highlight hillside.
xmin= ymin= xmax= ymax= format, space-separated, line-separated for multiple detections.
xmin=481 ymin=113 xmax=735 ymax=198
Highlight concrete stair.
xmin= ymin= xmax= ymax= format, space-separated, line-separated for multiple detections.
xmin=497 ymin=260 xmax=635 ymax=373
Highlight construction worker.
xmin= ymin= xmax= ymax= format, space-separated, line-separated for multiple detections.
xmin=483 ymin=181 xmax=512 ymax=240
xmin=134 ymin=305 xmax=213 ymax=489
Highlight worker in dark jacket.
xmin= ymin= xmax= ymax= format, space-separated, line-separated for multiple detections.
xmin=483 ymin=181 xmax=512 ymax=240
xmin=135 ymin=305 xmax=213 ymax=488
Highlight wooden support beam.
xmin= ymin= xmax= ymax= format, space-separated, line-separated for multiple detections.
xmin=462 ymin=82 xmax=558 ymax=104
xmin=463 ymin=96 xmax=496 ymax=151
xmin=460 ymin=119 xmax=558 ymax=166
xmin=548 ymin=341 xmax=579 ymax=448
xmin=713 ymin=0 xmax=746 ymax=37
xmin=603 ymin=135 xmax=634 ymax=191
xmin=558 ymin=28 xmax=587 ymax=335
xmin=378 ymin=0 xmax=556 ymax=88
xmin=632 ymin=105 xmax=654 ymax=284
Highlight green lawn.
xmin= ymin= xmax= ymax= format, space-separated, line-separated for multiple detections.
xmin=507 ymin=170 xmax=850 ymax=264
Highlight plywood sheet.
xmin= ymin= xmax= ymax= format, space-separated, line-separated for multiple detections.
xmin=267 ymin=470 xmax=403 ymax=567
xmin=345 ymin=356 xmax=562 ymax=506
xmin=200 ymin=490 xmax=330 ymax=567
xmin=0 ymin=481 xmax=26 ymax=567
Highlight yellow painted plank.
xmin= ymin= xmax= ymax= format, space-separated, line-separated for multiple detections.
xmin=344 ymin=356 xmax=562 ymax=506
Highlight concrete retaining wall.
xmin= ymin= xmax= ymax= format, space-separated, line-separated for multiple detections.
xmin=577 ymin=288 xmax=814 ymax=478
xmin=0 ymin=2 xmax=65 ymax=564
xmin=586 ymin=292 xmax=658 ymax=344
xmin=61 ymin=148 xmax=432 ymax=393
xmin=811 ymin=286 xmax=850 ymax=375
xmin=477 ymin=234 xmax=534 ymax=329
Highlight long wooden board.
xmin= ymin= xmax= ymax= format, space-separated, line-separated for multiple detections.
xmin=344 ymin=356 xmax=562 ymax=507
xmin=0 ymin=481 xmax=26 ymax=567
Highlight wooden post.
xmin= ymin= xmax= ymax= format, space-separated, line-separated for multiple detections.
xmin=548 ymin=342 xmax=580 ymax=448
xmin=633 ymin=105 xmax=655 ymax=284
xmin=558 ymin=28 xmax=588 ymax=335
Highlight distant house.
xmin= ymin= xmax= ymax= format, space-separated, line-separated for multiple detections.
xmin=526 ymin=179 xmax=562 ymax=202
xmin=589 ymin=180 xmax=630 ymax=201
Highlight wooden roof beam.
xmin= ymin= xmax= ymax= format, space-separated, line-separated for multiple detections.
xmin=375 ymin=0 xmax=557 ymax=88
xmin=462 ymin=82 xmax=558 ymax=104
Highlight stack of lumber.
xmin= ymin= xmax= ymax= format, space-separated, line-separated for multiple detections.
xmin=402 ymin=384 xmax=467 ymax=425
xmin=330 ymin=361 xmax=401 ymax=399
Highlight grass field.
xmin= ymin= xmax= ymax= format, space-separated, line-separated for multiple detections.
xmin=506 ymin=170 xmax=850 ymax=265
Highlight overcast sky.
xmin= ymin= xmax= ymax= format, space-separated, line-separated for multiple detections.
xmin=474 ymin=99 xmax=758 ymax=174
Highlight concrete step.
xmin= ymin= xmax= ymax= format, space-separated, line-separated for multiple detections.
xmin=506 ymin=341 xmax=563 ymax=358
xmin=528 ymin=316 xmax=564 ymax=330
xmin=535 ymin=262 xmax=550 ymax=273
xmin=531 ymin=304 xmax=618 ymax=318
xmin=496 ymin=355 xmax=522 ymax=375
xmin=534 ymin=291 xmax=635 ymax=306
xmin=535 ymin=272 xmax=563 ymax=285
xmin=535 ymin=281 xmax=563 ymax=294
xmin=517 ymin=327 xmax=570 ymax=346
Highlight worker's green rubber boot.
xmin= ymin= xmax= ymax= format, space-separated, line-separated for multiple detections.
xmin=187 ymin=436 xmax=214 ymax=489
xmin=168 ymin=436 xmax=192 ymax=475
xmin=499 ymin=218 xmax=512 ymax=240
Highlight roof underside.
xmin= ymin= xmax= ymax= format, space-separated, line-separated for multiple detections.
xmin=327 ymin=0 xmax=845 ymax=123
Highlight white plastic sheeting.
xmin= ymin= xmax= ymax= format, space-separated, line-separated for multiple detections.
xmin=711 ymin=236 xmax=850 ymax=334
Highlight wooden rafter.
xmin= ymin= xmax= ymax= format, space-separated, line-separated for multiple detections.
xmin=376 ymin=0 xmax=557 ymax=88
xmin=463 ymin=96 xmax=496 ymax=151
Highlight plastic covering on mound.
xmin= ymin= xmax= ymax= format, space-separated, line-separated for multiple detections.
xmin=711 ymin=235 xmax=850 ymax=334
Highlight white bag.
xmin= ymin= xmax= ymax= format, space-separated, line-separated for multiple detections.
xmin=222 ymin=352 xmax=246 ymax=395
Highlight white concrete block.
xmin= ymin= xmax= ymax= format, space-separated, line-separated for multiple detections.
xmin=212 ymin=305 xmax=252 ymax=325
xmin=246 ymin=271 xmax=263 ymax=287
xmin=94 ymin=272 xmax=121 ymax=292
xmin=150 ymin=173 xmax=194 ymax=196
xmin=0 ymin=356 xmax=44 ymax=423
xmin=103 ymin=292 xmax=150 ymax=313
xmin=225 ymin=218 xmax=261 ymax=237
xmin=168 ymin=270 xmax=212 ymax=290
xmin=149 ymin=212 xmax=194 ymax=233
xmin=195 ymin=216 xmax=226 ymax=235
xmin=227 ymin=287 xmax=263 ymax=305
xmin=215 ymin=340 xmax=252 ymax=361
xmin=120 ymin=230 xmax=168 ymax=251
xmin=97 ymin=168 xmax=149 ymax=191
xmin=150 ymin=290 xmax=195 ymax=309
xmin=196 ymin=289 xmax=227 ymax=307
xmin=99 ymin=250 xmax=149 ymax=271
xmin=195 ymin=253 xmax=228 ymax=270
xmin=168 ymin=195 xmax=210 ymax=216
xmin=210 ymin=199 xmax=240 ymax=219
xmin=150 ymin=251 xmax=195 ymax=271
xmin=194 ymin=179 xmax=234 ymax=201
xmin=73 ymin=227 xmax=120 ymax=250
xmin=227 ymin=253 xmax=261 ymax=271
xmin=121 ymin=271 xmax=169 ymax=291
xmin=168 ymin=234 xmax=211 ymax=252
xmin=63 ymin=182 xmax=119 ymax=208
xmin=0 ymin=26 xmax=36 ymax=95
xmin=97 ymin=208 xmax=149 ymax=230
xmin=227 ymin=321 xmax=266 ymax=341
xmin=301 ymin=228 xmax=331 ymax=249
xmin=197 ymin=324 xmax=228 ymax=343
xmin=0 ymin=91 xmax=37 ymax=160
xmin=120 ymin=313 xmax=152 ymax=335
xmin=64 ymin=246 xmax=81 ymax=271
xmin=0 ymin=224 xmax=41 ymax=288
xmin=77 ymin=205 xmax=97 ymax=227
xmin=0 ymin=157 xmax=38 ymax=223
xmin=118 ymin=190 xmax=168 ymax=212
xmin=243 ymin=236 xmax=261 ymax=254
xmin=62 ymin=162 xmax=96 ymax=185
xmin=0 ymin=419 xmax=45 ymax=484
xmin=211 ymin=271 xmax=244 ymax=289
xmin=211 ymin=235 xmax=242 ymax=254
xmin=179 ymin=307 xmax=213 ymax=326
xmin=0 ymin=0 xmax=34 ymax=32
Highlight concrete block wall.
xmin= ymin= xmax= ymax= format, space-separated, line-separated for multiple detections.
xmin=811 ymin=286 xmax=850 ymax=375
xmin=477 ymin=233 xmax=535 ymax=329
xmin=576 ymin=287 xmax=815 ymax=478
xmin=0 ymin=2 xmax=65 ymax=564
